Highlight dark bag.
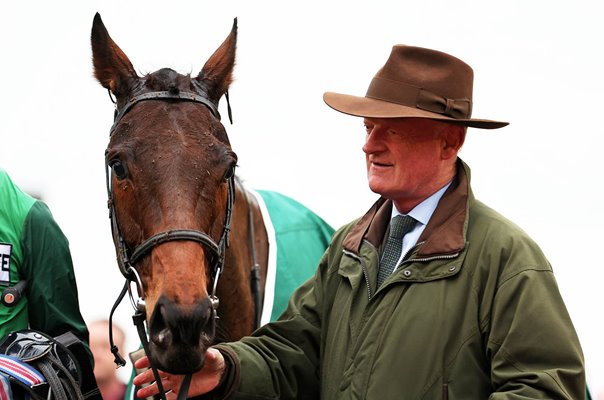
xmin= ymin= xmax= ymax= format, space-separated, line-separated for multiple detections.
xmin=0 ymin=329 xmax=101 ymax=400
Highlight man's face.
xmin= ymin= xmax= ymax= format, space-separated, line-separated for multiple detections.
xmin=362 ymin=117 xmax=452 ymax=212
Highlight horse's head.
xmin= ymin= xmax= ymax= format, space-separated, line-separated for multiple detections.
xmin=91 ymin=13 xmax=237 ymax=374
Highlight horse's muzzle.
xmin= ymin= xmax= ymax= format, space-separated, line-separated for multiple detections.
xmin=148 ymin=295 xmax=215 ymax=374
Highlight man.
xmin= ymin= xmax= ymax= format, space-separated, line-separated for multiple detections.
xmin=134 ymin=45 xmax=585 ymax=398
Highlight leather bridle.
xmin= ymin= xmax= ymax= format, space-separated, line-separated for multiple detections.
xmin=104 ymin=88 xmax=235 ymax=400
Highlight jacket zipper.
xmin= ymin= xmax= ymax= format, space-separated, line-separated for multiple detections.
xmin=342 ymin=249 xmax=373 ymax=300
xmin=401 ymin=241 xmax=460 ymax=265
xmin=403 ymin=252 xmax=459 ymax=264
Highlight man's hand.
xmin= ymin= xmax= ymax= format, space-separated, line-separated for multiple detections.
xmin=132 ymin=347 xmax=226 ymax=399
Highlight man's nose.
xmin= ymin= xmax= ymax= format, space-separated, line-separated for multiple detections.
xmin=362 ymin=130 xmax=384 ymax=154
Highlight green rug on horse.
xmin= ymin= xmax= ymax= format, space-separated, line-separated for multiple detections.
xmin=251 ymin=190 xmax=334 ymax=323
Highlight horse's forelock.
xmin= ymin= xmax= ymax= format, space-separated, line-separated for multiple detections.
xmin=144 ymin=68 xmax=191 ymax=92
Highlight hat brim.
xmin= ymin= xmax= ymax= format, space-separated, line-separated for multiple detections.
xmin=323 ymin=92 xmax=508 ymax=129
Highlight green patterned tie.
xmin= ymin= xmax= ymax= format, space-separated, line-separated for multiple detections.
xmin=377 ymin=215 xmax=417 ymax=287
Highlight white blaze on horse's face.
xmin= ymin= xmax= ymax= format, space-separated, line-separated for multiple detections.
xmin=92 ymin=13 xmax=238 ymax=374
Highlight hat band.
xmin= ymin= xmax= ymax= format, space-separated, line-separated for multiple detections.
xmin=366 ymin=77 xmax=472 ymax=119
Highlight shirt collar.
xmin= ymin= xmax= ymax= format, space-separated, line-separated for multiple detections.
xmin=391 ymin=181 xmax=452 ymax=226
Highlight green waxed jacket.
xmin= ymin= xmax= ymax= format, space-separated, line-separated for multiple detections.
xmin=217 ymin=160 xmax=585 ymax=399
xmin=0 ymin=169 xmax=89 ymax=347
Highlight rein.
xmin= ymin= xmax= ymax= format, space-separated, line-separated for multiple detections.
xmin=104 ymin=88 xmax=235 ymax=400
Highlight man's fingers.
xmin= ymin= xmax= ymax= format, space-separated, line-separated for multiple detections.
xmin=132 ymin=366 xmax=160 ymax=387
xmin=136 ymin=380 xmax=159 ymax=398
xmin=134 ymin=370 xmax=180 ymax=398
xmin=134 ymin=355 xmax=151 ymax=369
xmin=136 ymin=380 xmax=181 ymax=399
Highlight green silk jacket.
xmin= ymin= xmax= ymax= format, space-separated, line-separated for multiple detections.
xmin=0 ymin=169 xmax=89 ymax=346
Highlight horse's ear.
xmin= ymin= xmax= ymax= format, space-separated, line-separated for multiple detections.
xmin=90 ymin=13 xmax=138 ymax=96
xmin=196 ymin=18 xmax=237 ymax=103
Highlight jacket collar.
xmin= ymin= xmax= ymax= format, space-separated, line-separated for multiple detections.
xmin=342 ymin=159 xmax=471 ymax=257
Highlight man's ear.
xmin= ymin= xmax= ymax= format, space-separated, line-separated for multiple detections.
xmin=441 ymin=126 xmax=466 ymax=160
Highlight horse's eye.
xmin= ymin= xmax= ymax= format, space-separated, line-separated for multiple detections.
xmin=224 ymin=164 xmax=236 ymax=180
xmin=111 ymin=160 xmax=128 ymax=180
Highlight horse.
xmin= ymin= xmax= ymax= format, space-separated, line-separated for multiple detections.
xmin=90 ymin=12 xmax=333 ymax=384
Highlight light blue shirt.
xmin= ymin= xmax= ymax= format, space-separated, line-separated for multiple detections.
xmin=390 ymin=181 xmax=452 ymax=271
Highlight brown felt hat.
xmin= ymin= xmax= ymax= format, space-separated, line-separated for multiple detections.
xmin=323 ymin=45 xmax=508 ymax=129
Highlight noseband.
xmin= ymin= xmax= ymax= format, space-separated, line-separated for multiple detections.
xmin=104 ymin=88 xmax=234 ymax=400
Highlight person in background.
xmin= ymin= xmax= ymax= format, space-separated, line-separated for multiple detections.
xmin=89 ymin=319 xmax=128 ymax=400
xmin=133 ymin=45 xmax=586 ymax=399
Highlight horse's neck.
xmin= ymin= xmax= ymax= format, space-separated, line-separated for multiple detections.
xmin=215 ymin=179 xmax=269 ymax=341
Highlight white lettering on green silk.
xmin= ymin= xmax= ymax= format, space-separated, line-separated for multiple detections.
xmin=0 ymin=242 xmax=12 ymax=284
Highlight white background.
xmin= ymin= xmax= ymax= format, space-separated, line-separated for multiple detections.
xmin=1 ymin=0 xmax=602 ymax=395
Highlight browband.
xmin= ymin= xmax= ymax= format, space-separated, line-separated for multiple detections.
xmin=110 ymin=90 xmax=221 ymax=134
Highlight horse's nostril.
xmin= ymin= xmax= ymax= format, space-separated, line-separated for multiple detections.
xmin=157 ymin=328 xmax=171 ymax=347
xmin=149 ymin=303 xmax=170 ymax=349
